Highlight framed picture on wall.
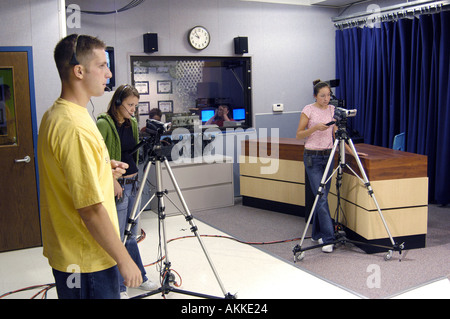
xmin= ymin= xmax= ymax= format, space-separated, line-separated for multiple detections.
xmin=158 ymin=100 xmax=173 ymax=113
xmin=156 ymin=66 xmax=169 ymax=73
xmin=157 ymin=80 xmax=172 ymax=94
xmin=135 ymin=81 xmax=149 ymax=95
xmin=138 ymin=101 xmax=150 ymax=115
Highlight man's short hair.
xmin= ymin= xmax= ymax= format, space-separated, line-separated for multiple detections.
xmin=54 ymin=34 xmax=106 ymax=81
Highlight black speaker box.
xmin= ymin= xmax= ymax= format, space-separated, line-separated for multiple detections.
xmin=234 ymin=37 xmax=248 ymax=54
xmin=143 ymin=33 xmax=158 ymax=53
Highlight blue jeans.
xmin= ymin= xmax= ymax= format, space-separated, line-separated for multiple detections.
xmin=52 ymin=266 xmax=120 ymax=299
xmin=304 ymin=153 xmax=335 ymax=244
xmin=116 ymin=178 xmax=148 ymax=292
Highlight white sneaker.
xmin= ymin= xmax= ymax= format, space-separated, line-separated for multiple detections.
xmin=322 ymin=244 xmax=334 ymax=253
xmin=139 ymin=279 xmax=159 ymax=291
xmin=311 ymin=238 xmax=324 ymax=244
xmin=120 ymin=291 xmax=129 ymax=299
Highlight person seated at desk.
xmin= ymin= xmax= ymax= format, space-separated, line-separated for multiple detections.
xmin=205 ymin=104 xmax=233 ymax=127
xmin=140 ymin=108 xmax=163 ymax=135
xmin=149 ymin=107 xmax=162 ymax=121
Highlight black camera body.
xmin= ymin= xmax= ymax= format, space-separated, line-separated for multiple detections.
xmin=138 ymin=119 xmax=174 ymax=160
xmin=146 ymin=119 xmax=170 ymax=136
xmin=333 ymin=107 xmax=357 ymax=122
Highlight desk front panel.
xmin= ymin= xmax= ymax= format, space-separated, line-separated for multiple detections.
xmin=240 ymin=138 xmax=428 ymax=248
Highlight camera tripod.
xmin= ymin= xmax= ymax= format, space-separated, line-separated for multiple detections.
xmin=293 ymin=124 xmax=405 ymax=262
xmin=123 ymin=143 xmax=234 ymax=299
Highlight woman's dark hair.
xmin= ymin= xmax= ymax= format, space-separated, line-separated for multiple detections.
xmin=107 ymin=84 xmax=139 ymax=126
xmin=313 ymin=81 xmax=331 ymax=96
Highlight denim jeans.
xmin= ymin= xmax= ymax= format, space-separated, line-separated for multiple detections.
xmin=52 ymin=266 xmax=120 ymax=299
xmin=304 ymin=153 xmax=335 ymax=244
xmin=116 ymin=179 xmax=148 ymax=292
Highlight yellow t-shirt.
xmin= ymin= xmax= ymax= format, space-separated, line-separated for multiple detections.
xmin=38 ymin=98 xmax=119 ymax=273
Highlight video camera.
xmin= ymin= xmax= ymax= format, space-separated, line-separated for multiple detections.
xmin=146 ymin=119 xmax=171 ymax=136
xmin=333 ymin=107 xmax=357 ymax=122
xmin=131 ymin=119 xmax=173 ymax=161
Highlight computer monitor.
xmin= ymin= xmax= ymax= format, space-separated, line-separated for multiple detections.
xmin=105 ymin=47 xmax=115 ymax=90
xmin=233 ymin=108 xmax=245 ymax=121
xmin=201 ymin=109 xmax=215 ymax=122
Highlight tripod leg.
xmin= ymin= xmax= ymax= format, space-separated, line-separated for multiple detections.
xmin=123 ymin=160 xmax=153 ymax=245
xmin=333 ymin=140 xmax=345 ymax=228
xmin=294 ymin=139 xmax=339 ymax=261
xmin=345 ymin=139 xmax=398 ymax=249
xmin=154 ymin=160 xmax=171 ymax=265
xmin=162 ymin=158 xmax=230 ymax=297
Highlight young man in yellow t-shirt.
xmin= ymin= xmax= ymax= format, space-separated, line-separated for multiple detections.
xmin=38 ymin=34 xmax=142 ymax=299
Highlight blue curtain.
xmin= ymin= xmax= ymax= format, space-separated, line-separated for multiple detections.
xmin=335 ymin=11 xmax=450 ymax=205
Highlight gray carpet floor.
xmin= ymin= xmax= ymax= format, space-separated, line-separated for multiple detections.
xmin=194 ymin=198 xmax=450 ymax=299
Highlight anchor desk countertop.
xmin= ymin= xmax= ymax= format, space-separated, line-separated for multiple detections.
xmin=240 ymin=138 xmax=428 ymax=252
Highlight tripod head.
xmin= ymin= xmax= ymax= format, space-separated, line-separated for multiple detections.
xmin=335 ymin=118 xmax=350 ymax=141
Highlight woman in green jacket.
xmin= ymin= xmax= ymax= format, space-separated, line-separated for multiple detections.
xmin=97 ymin=84 xmax=157 ymax=298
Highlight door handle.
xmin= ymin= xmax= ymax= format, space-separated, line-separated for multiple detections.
xmin=15 ymin=155 xmax=31 ymax=163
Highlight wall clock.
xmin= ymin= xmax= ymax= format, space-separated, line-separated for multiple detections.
xmin=188 ymin=26 xmax=210 ymax=50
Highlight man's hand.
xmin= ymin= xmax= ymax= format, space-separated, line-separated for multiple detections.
xmin=111 ymin=160 xmax=129 ymax=179
xmin=78 ymin=203 xmax=142 ymax=288
xmin=117 ymin=259 xmax=143 ymax=288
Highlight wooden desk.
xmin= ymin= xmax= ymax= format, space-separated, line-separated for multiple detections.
xmin=240 ymin=138 xmax=428 ymax=252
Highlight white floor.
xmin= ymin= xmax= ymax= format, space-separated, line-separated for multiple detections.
xmin=390 ymin=277 xmax=450 ymax=299
xmin=0 ymin=210 xmax=449 ymax=299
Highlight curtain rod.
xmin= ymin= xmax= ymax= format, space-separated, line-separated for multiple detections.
xmin=333 ymin=0 xmax=449 ymax=29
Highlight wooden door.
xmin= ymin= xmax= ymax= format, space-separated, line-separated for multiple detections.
xmin=0 ymin=49 xmax=41 ymax=252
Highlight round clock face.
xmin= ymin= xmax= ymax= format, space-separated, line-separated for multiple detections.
xmin=188 ymin=26 xmax=210 ymax=50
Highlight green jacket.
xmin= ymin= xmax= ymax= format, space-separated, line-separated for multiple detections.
xmin=96 ymin=113 xmax=139 ymax=163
